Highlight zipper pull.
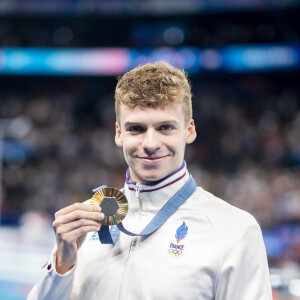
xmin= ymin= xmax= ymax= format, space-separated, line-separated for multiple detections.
xmin=135 ymin=183 xmax=140 ymax=199
xmin=135 ymin=183 xmax=143 ymax=213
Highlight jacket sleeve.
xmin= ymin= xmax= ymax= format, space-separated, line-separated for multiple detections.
xmin=215 ymin=216 xmax=272 ymax=300
xmin=27 ymin=250 xmax=76 ymax=300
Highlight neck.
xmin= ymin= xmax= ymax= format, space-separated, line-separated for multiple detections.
xmin=126 ymin=161 xmax=186 ymax=186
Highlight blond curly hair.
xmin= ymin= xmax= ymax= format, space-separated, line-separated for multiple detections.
xmin=115 ymin=61 xmax=192 ymax=124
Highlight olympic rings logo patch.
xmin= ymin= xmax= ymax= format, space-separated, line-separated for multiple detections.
xmin=168 ymin=248 xmax=183 ymax=256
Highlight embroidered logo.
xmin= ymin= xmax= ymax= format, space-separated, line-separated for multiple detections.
xmin=175 ymin=221 xmax=188 ymax=243
xmin=168 ymin=243 xmax=184 ymax=257
xmin=168 ymin=222 xmax=188 ymax=257
xmin=90 ymin=232 xmax=99 ymax=241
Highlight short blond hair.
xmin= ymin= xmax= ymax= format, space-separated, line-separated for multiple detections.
xmin=115 ymin=61 xmax=192 ymax=124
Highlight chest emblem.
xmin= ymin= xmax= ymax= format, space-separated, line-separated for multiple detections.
xmin=168 ymin=222 xmax=188 ymax=257
xmin=175 ymin=221 xmax=188 ymax=243
xmin=90 ymin=232 xmax=99 ymax=241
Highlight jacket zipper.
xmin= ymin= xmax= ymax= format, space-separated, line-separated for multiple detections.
xmin=119 ymin=183 xmax=143 ymax=300
xmin=127 ymin=183 xmax=142 ymax=260
xmin=135 ymin=183 xmax=143 ymax=214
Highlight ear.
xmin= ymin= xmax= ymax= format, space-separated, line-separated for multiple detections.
xmin=115 ymin=122 xmax=123 ymax=147
xmin=186 ymin=119 xmax=197 ymax=144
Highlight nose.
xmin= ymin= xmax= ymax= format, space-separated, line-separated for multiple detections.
xmin=142 ymin=128 xmax=160 ymax=156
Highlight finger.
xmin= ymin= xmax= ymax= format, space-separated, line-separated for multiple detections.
xmin=53 ymin=210 xmax=104 ymax=227
xmin=55 ymin=202 xmax=101 ymax=217
xmin=56 ymin=219 xmax=101 ymax=236
xmin=59 ymin=225 xmax=101 ymax=244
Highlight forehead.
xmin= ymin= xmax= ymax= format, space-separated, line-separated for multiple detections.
xmin=118 ymin=103 xmax=186 ymax=125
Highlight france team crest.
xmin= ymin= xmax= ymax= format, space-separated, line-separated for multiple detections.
xmin=168 ymin=222 xmax=188 ymax=257
xmin=175 ymin=221 xmax=188 ymax=243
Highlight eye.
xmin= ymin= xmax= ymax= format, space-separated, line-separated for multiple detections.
xmin=128 ymin=125 xmax=143 ymax=132
xmin=160 ymin=124 xmax=173 ymax=131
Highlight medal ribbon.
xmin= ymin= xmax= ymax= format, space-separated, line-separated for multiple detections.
xmin=95 ymin=175 xmax=197 ymax=244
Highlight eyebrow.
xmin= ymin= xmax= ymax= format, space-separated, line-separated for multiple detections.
xmin=124 ymin=120 xmax=179 ymax=127
xmin=124 ymin=122 xmax=142 ymax=128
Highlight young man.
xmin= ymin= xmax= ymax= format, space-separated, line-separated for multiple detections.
xmin=28 ymin=61 xmax=272 ymax=299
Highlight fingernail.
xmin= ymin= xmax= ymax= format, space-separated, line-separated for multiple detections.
xmin=98 ymin=213 xmax=104 ymax=220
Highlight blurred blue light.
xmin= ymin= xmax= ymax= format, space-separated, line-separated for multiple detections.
xmin=223 ymin=45 xmax=300 ymax=72
xmin=0 ymin=44 xmax=299 ymax=76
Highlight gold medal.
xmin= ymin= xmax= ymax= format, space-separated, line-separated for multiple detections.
xmin=91 ymin=187 xmax=128 ymax=225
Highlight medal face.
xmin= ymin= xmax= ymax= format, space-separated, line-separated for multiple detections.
xmin=92 ymin=187 xmax=128 ymax=225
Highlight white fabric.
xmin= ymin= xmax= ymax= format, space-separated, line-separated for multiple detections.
xmin=28 ymin=165 xmax=272 ymax=300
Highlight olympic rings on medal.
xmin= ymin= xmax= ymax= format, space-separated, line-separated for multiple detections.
xmin=168 ymin=249 xmax=183 ymax=256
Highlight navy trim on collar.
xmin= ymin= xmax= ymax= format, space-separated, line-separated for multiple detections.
xmin=128 ymin=171 xmax=186 ymax=193
xmin=125 ymin=161 xmax=186 ymax=186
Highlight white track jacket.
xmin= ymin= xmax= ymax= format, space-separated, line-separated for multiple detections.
xmin=28 ymin=164 xmax=272 ymax=300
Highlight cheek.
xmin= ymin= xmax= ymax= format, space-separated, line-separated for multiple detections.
xmin=122 ymin=136 xmax=140 ymax=152
xmin=166 ymin=135 xmax=185 ymax=149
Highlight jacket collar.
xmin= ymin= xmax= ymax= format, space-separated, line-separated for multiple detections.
xmin=124 ymin=161 xmax=189 ymax=213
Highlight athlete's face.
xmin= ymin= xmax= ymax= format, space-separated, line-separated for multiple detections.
xmin=115 ymin=103 xmax=196 ymax=184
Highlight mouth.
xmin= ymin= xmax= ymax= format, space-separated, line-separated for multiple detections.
xmin=138 ymin=156 xmax=168 ymax=165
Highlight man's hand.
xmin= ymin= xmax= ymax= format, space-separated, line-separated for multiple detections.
xmin=52 ymin=203 xmax=104 ymax=274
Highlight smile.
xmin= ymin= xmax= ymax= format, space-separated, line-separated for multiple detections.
xmin=138 ymin=156 xmax=167 ymax=165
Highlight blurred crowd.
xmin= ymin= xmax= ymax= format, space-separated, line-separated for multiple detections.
xmin=0 ymin=73 xmax=299 ymax=226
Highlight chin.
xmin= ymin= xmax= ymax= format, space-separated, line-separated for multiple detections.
xmin=140 ymin=172 xmax=168 ymax=184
